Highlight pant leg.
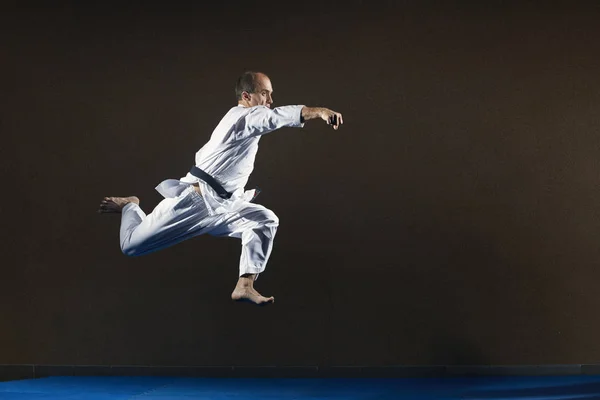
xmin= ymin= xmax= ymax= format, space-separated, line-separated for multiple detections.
xmin=119 ymin=187 xmax=213 ymax=256
xmin=207 ymin=203 xmax=279 ymax=278
xmin=118 ymin=187 xmax=279 ymax=278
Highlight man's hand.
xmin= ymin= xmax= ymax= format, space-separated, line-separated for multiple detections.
xmin=320 ymin=108 xmax=344 ymax=130
xmin=301 ymin=106 xmax=344 ymax=130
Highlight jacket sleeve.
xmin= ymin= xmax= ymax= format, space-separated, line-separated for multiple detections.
xmin=237 ymin=105 xmax=305 ymax=139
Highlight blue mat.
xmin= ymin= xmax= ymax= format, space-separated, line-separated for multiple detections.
xmin=1 ymin=376 xmax=600 ymax=399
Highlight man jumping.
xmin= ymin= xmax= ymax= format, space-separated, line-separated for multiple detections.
xmin=98 ymin=71 xmax=343 ymax=305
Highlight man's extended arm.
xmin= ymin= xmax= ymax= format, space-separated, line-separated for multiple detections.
xmin=240 ymin=105 xmax=344 ymax=139
xmin=301 ymin=106 xmax=344 ymax=130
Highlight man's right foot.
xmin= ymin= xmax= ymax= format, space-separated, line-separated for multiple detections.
xmin=98 ymin=196 xmax=140 ymax=213
xmin=231 ymin=286 xmax=274 ymax=306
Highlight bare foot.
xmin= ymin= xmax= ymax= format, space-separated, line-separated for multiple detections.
xmin=231 ymin=286 xmax=274 ymax=306
xmin=98 ymin=196 xmax=139 ymax=213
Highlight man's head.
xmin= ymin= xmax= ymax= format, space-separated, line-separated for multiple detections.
xmin=236 ymin=71 xmax=273 ymax=108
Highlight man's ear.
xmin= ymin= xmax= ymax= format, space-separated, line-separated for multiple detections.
xmin=242 ymin=91 xmax=251 ymax=101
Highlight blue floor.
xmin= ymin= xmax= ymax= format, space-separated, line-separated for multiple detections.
xmin=2 ymin=376 xmax=600 ymax=399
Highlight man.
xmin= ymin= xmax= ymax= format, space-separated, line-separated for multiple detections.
xmin=98 ymin=71 xmax=343 ymax=305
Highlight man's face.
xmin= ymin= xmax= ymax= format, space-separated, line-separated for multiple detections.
xmin=245 ymin=75 xmax=274 ymax=108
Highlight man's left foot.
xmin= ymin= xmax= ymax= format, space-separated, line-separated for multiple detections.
xmin=98 ymin=196 xmax=139 ymax=213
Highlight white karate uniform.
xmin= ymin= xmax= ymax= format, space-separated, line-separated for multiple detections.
xmin=119 ymin=104 xmax=305 ymax=277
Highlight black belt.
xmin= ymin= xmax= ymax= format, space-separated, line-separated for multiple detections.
xmin=190 ymin=166 xmax=232 ymax=199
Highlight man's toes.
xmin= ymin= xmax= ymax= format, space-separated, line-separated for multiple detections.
xmin=258 ymin=296 xmax=274 ymax=306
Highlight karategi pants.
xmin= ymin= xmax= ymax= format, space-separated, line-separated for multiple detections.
xmin=118 ymin=185 xmax=278 ymax=277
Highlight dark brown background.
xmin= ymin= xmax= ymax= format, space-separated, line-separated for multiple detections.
xmin=2 ymin=2 xmax=600 ymax=367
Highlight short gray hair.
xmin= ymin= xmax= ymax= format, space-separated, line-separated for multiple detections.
xmin=235 ymin=71 xmax=264 ymax=100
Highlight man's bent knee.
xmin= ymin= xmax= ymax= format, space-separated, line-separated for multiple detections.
xmin=264 ymin=210 xmax=279 ymax=227
xmin=120 ymin=241 xmax=142 ymax=257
